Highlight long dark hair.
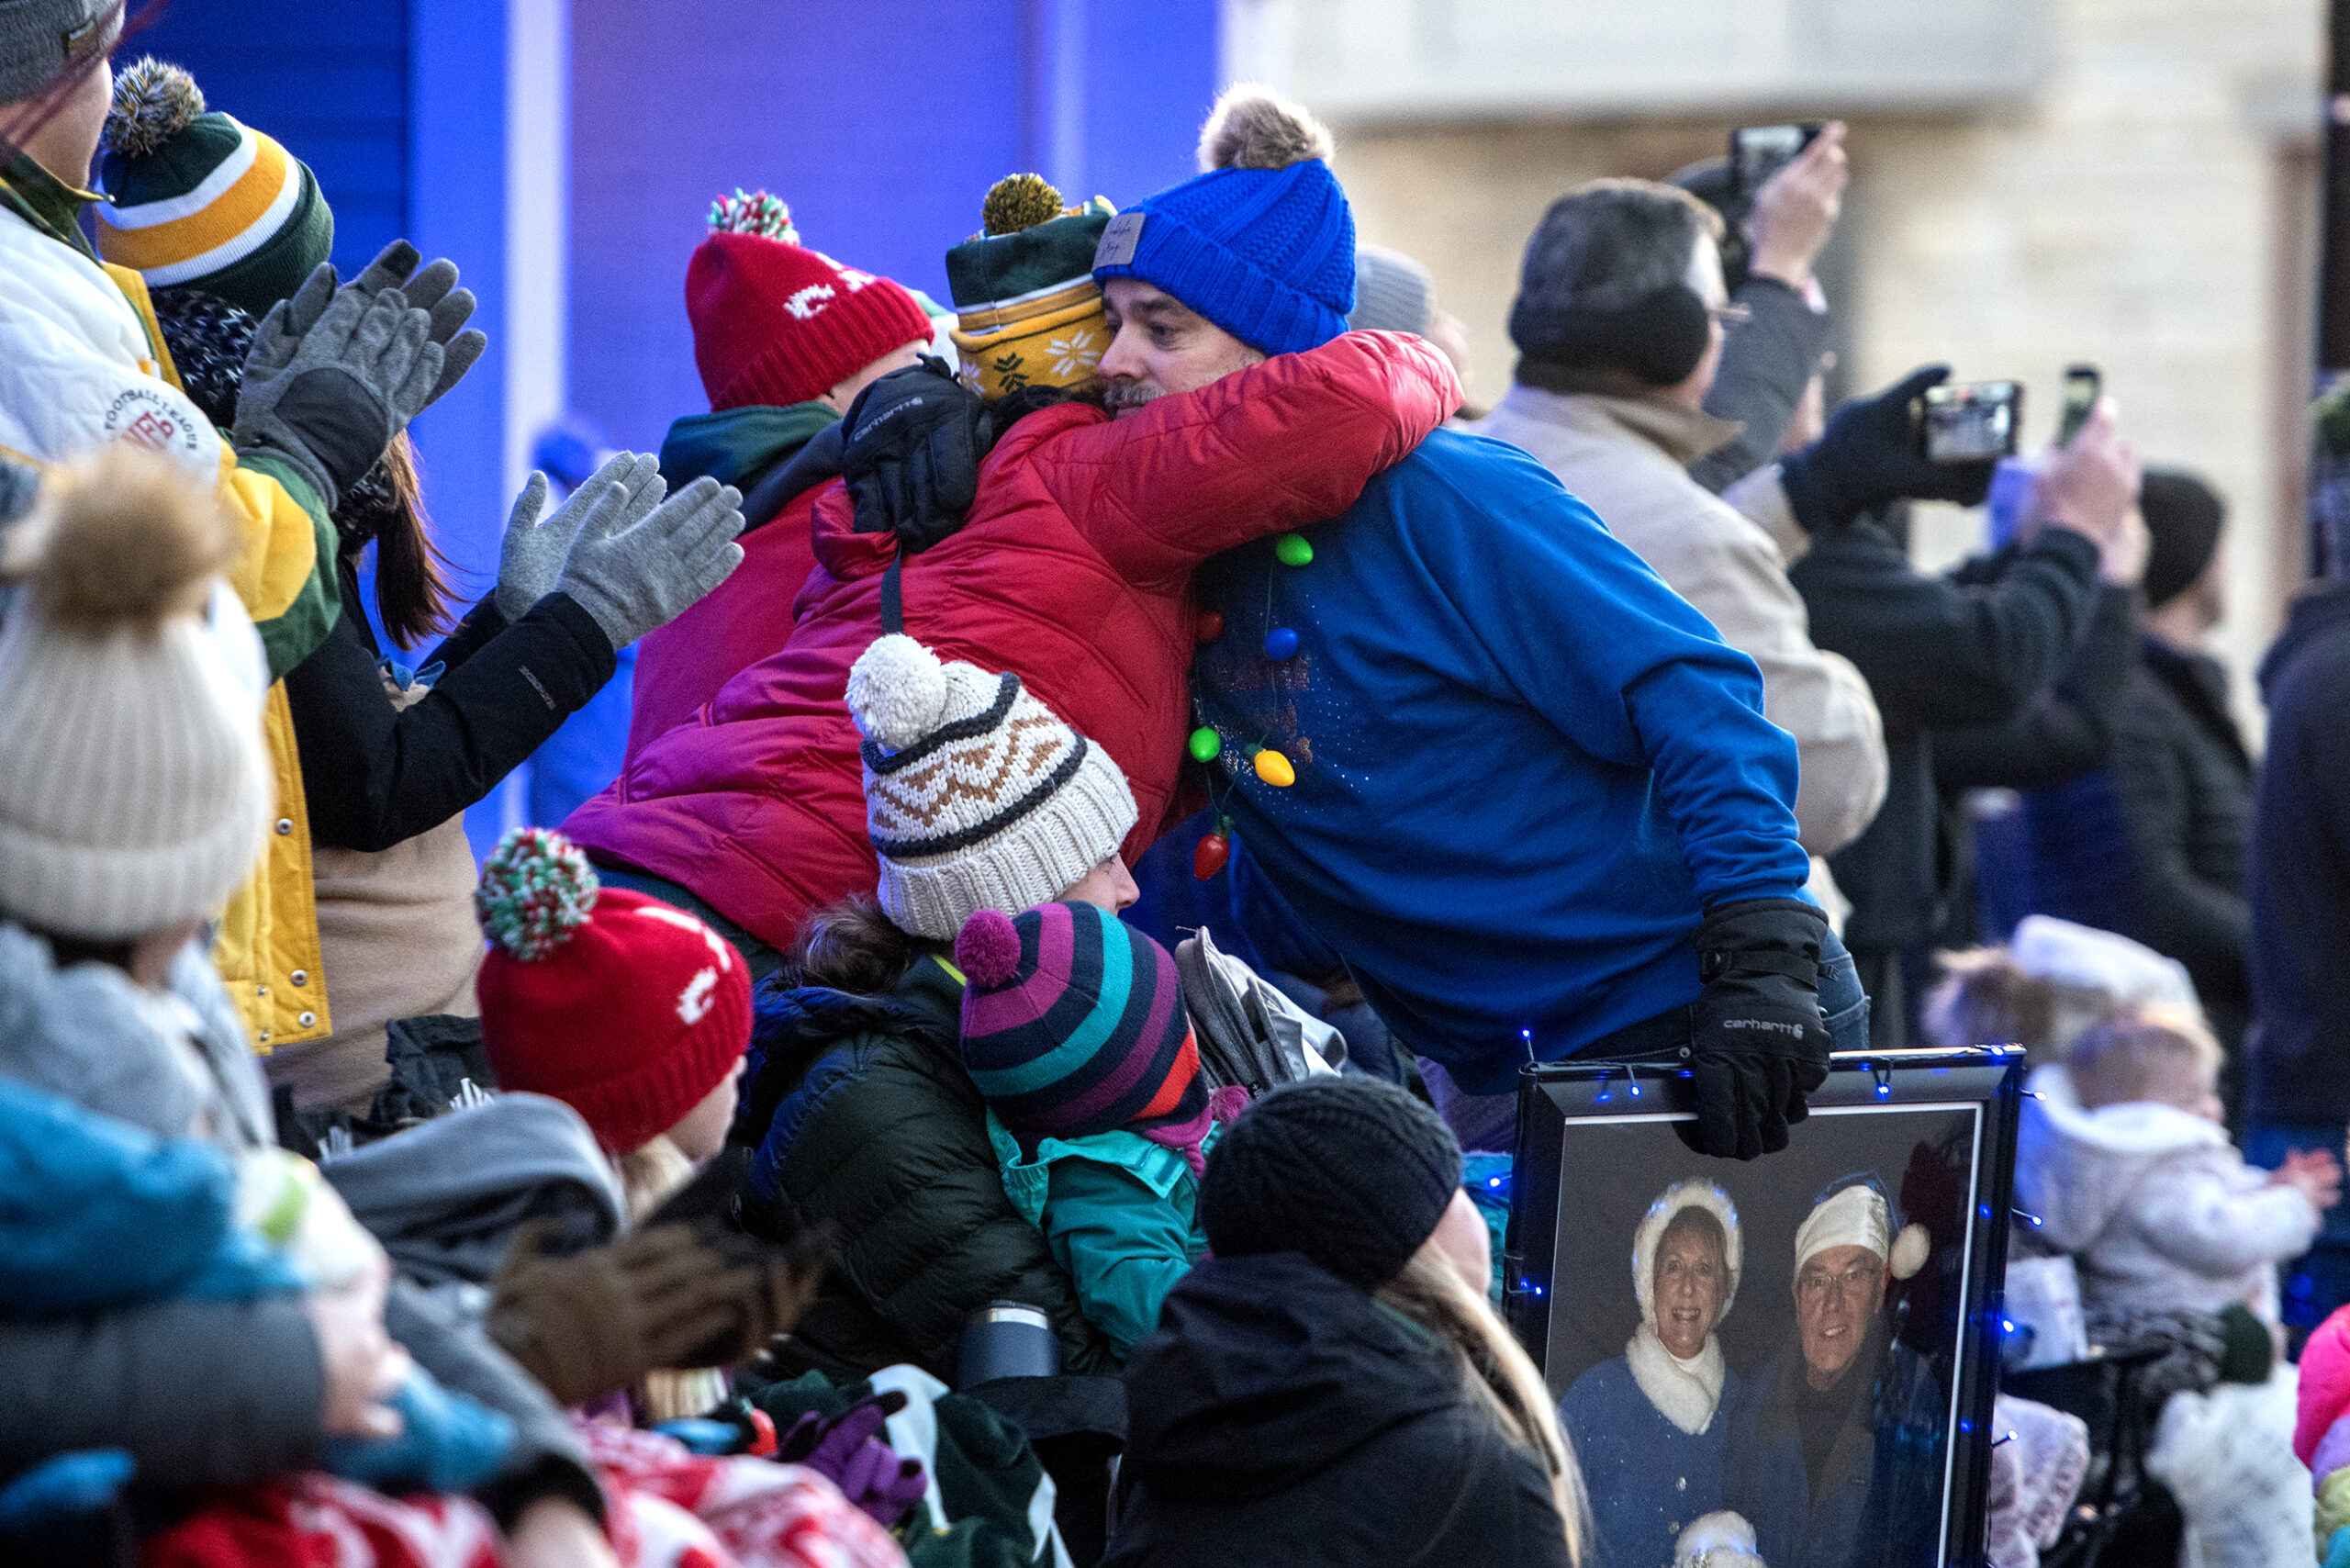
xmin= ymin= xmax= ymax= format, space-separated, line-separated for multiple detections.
xmin=348 ymin=431 xmax=456 ymax=647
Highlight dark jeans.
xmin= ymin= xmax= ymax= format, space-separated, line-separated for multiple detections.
xmin=2244 ymin=1120 xmax=2350 ymax=1342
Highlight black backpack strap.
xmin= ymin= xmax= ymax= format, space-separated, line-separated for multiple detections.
xmin=880 ymin=554 xmax=905 ymax=635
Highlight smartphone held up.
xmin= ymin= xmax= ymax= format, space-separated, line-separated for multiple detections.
xmin=1727 ymin=122 xmax=1824 ymax=201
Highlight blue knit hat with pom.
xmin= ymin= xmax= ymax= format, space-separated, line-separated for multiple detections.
xmin=1092 ymin=85 xmax=1354 ymax=357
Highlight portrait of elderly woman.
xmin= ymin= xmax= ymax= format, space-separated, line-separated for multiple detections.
xmin=1724 ymin=1177 xmax=1944 ymax=1568
xmin=1560 ymin=1180 xmax=1743 ymax=1568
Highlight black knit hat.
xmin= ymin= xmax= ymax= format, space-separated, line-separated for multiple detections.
xmin=2140 ymin=468 xmax=2226 ymax=610
xmin=1200 ymin=1077 xmax=1463 ymax=1291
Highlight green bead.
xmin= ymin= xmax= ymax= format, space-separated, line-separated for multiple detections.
xmin=1188 ymin=726 xmax=1222 ymax=763
xmin=1273 ymin=532 xmax=1315 ymax=567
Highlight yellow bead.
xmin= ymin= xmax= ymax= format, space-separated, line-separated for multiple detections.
xmin=1254 ymin=748 xmax=1296 ymax=787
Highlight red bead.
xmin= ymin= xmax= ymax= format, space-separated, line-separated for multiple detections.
xmin=1195 ymin=611 xmax=1225 ymax=644
xmin=1193 ymin=833 xmax=1231 ymax=879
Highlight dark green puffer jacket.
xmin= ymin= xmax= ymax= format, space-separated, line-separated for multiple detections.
xmin=734 ymin=954 xmax=1119 ymax=1381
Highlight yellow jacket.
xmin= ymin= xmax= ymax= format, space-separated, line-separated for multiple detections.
xmin=0 ymin=151 xmax=334 ymax=1051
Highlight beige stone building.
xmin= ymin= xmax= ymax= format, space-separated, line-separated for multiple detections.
xmin=1242 ymin=0 xmax=2322 ymax=721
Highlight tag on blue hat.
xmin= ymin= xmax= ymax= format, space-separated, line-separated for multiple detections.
xmin=1094 ymin=211 xmax=1144 ymax=269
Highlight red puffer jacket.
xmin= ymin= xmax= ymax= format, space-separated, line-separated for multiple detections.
xmin=624 ymin=488 xmax=823 ymax=754
xmin=563 ymin=331 xmax=1460 ymax=951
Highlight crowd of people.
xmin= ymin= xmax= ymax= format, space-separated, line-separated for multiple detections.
xmin=4 ymin=0 xmax=2350 ymax=1562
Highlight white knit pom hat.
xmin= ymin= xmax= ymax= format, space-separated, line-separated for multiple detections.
xmin=0 ymin=448 xmax=271 ymax=940
xmin=846 ymin=634 xmax=1136 ymax=940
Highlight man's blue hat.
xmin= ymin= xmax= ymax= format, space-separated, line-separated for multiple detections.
xmin=1092 ymin=85 xmax=1355 ymax=357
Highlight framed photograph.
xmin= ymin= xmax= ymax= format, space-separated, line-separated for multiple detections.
xmin=1505 ymin=1049 xmax=2024 ymax=1568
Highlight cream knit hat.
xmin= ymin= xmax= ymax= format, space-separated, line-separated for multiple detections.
xmin=0 ymin=447 xmax=272 ymax=940
xmin=846 ymin=634 xmax=1136 ymax=940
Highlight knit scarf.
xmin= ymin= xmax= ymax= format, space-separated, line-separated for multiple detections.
xmin=1624 ymin=1321 xmax=1726 ymax=1436
xmin=1140 ymin=1084 xmax=1251 ymax=1177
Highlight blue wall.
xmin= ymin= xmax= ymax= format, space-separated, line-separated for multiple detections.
xmin=124 ymin=1 xmax=410 ymax=277
xmin=566 ymin=0 xmax=1222 ymax=453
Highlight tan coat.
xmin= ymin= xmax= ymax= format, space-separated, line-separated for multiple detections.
xmin=1471 ymin=386 xmax=1887 ymax=857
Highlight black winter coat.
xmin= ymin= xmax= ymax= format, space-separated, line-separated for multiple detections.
xmin=1102 ymin=1252 xmax=1573 ymax=1568
xmin=285 ymin=557 xmax=614 ymax=850
xmin=1792 ymin=523 xmax=2102 ymax=954
xmin=733 ymin=955 xmax=1118 ymax=1381
xmin=2247 ymin=585 xmax=2350 ymax=1124
xmin=2021 ymin=638 xmax=2251 ymax=1026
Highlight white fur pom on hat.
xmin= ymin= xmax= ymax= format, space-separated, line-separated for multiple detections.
xmin=1794 ymin=1181 xmax=1930 ymax=1282
xmin=1631 ymin=1179 xmax=1742 ymax=1329
xmin=849 ymin=635 xmax=1136 ymax=940
xmin=0 ymin=447 xmax=269 ymax=940
xmin=1196 ymin=83 xmax=1335 ymax=174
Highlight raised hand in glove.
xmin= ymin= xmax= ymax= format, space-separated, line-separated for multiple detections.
xmin=487 ymin=1220 xmax=768 ymax=1406
xmin=549 ymin=472 xmax=745 ymax=651
xmin=777 ymin=1392 xmax=929 ymax=1529
xmin=1689 ymin=898 xmax=1831 ymax=1160
xmin=232 ymin=280 xmax=441 ymax=513
xmin=244 ymin=241 xmax=486 ymax=417
xmin=1776 ymin=364 xmax=1998 ymax=533
xmin=842 ymin=357 xmax=990 ymax=554
xmin=496 ymin=453 xmax=664 ymax=621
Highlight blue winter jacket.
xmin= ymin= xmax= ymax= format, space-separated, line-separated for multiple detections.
xmin=1192 ymin=429 xmax=1810 ymax=1093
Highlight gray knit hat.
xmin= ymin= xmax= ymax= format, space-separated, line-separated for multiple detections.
xmin=846 ymin=634 xmax=1136 ymax=941
xmin=0 ymin=447 xmax=270 ymax=940
xmin=1201 ymin=1077 xmax=1463 ymax=1291
xmin=0 ymin=0 xmax=114 ymax=105
xmin=1348 ymin=245 xmax=1433 ymax=336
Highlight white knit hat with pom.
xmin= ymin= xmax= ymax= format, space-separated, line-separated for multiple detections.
xmin=846 ymin=634 xmax=1136 ymax=940
xmin=0 ymin=446 xmax=271 ymax=940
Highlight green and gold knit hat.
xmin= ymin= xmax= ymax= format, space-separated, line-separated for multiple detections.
xmin=946 ymin=174 xmax=1113 ymax=400
xmin=95 ymin=59 xmax=333 ymax=319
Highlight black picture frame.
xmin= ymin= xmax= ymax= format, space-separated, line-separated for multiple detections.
xmin=1505 ymin=1048 xmax=2025 ymax=1568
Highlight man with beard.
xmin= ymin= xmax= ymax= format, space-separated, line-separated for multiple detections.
xmin=1725 ymin=1181 xmax=1943 ymax=1568
xmin=1139 ymin=91 xmax=1831 ymax=1160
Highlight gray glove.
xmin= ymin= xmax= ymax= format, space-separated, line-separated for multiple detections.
xmin=232 ymin=283 xmax=442 ymax=513
xmin=495 ymin=453 xmax=664 ymax=622
xmin=244 ymin=241 xmax=486 ymax=416
xmin=550 ymin=474 xmax=745 ymax=650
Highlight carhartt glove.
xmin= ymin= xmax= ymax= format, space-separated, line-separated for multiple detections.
xmin=232 ymin=282 xmax=441 ymax=513
xmin=243 ymin=241 xmax=486 ymax=415
xmin=778 ymin=1393 xmax=928 ymax=1529
xmin=486 ymin=1220 xmax=768 ymax=1406
xmin=1776 ymin=364 xmax=1998 ymax=533
xmin=1689 ymin=898 xmax=1832 ymax=1160
xmin=495 ymin=453 xmax=663 ymax=621
xmin=548 ymin=472 xmax=744 ymax=651
xmin=669 ymin=1220 xmax=830 ymax=1372
xmin=842 ymin=357 xmax=990 ymax=554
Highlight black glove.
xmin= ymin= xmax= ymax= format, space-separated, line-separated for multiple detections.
xmin=1777 ymin=364 xmax=1998 ymax=533
xmin=1689 ymin=898 xmax=1831 ymax=1160
xmin=841 ymin=357 xmax=990 ymax=554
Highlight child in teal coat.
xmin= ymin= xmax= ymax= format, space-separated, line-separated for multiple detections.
xmin=956 ymin=901 xmax=1246 ymax=1358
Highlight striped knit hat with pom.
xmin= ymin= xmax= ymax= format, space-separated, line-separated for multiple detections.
xmin=847 ymin=634 xmax=1136 ymax=941
xmin=475 ymin=828 xmax=751 ymax=1155
xmin=95 ymin=60 xmax=334 ymax=321
xmin=946 ymin=174 xmax=1114 ymax=400
xmin=955 ymin=900 xmax=1206 ymax=1150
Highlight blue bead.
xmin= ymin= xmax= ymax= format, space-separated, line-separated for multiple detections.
xmin=1263 ymin=627 xmax=1300 ymax=660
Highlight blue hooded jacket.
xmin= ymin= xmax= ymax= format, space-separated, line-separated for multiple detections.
xmin=1192 ymin=428 xmax=1810 ymax=1093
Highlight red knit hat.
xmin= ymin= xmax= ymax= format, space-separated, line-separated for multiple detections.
xmin=474 ymin=828 xmax=751 ymax=1154
xmin=687 ymin=189 xmax=934 ymax=412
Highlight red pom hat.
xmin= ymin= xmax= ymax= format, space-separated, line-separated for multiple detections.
xmin=688 ymin=188 xmax=934 ymax=411
xmin=475 ymin=827 xmax=751 ymax=1154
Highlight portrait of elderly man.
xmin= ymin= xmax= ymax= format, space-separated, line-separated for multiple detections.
xmin=1561 ymin=1180 xmax=1745 ymax=1568
xmin=1724 ymin=1177 xmax=1945 ymax=1568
